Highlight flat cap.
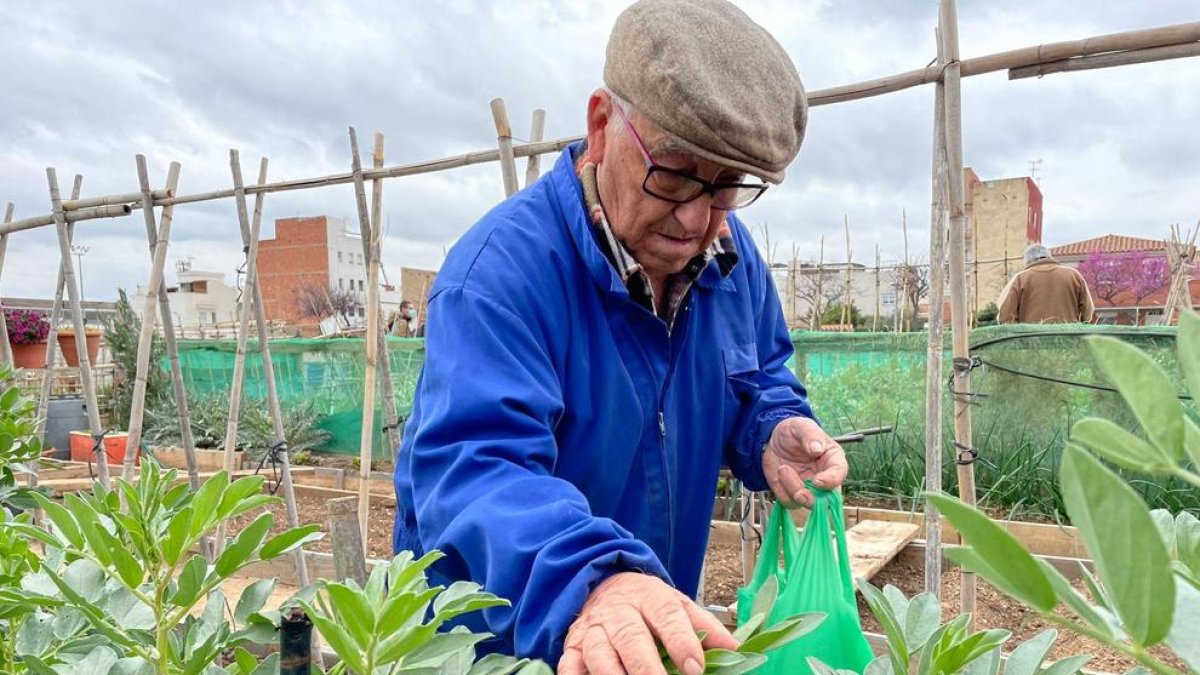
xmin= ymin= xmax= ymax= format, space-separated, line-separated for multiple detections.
xmin=604 ymin=0 xmax=807 ymax=184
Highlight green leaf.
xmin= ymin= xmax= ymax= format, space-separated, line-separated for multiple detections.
xmin=172 ymin=555 xmax=210 ymax=608
xmin=388 ymin=550 xmax=444 ymax=595
xmin=961 ymin=647 xmax=1001 ymax=675
xmin=731 ymin=612 xmax=766 ymax=643
xmin=925 ymin=493 xmax=1056 ymax=612
xmin=904 ymin=593 xmax=941 ymax=654
xmin=231 ymin=646 xmax=258 ymax=674
xmin=807 ymin=658 xmax=862 ymax=675
xmin=736 ymin=612 xmax=824 ymax=655
xmin=324 ymin=582 xmax=376 ymax=650
xmin=1086 ymin=335 xmax=1185 ymax=462
xmin=303 ymin=600 xmax=368 ymax=673
xmin=1040 ymin=654 xmax=1092 ymax=675
xmin=1179 ymin=312 xmax=1200 ymax=403
xmin=248 ymin=653 xmax=279 ymax=675
xmin=468 ymin=654 xmax=545 ymax=675
xmin=1061 ymin=445 xmax=1175 ymax=646
xmin=864 ymin=656 xmax=894 ymax=675
xmin=189 ymin=471 xmax=229 ymax=537
xmin=162 ymin=505 xmax=196 ymax=567
xmin=234 ymin=578 xmax=276 ymax=625
xmin=858 ymin=580 xmax=908 ymax=675
xmin=15 ymin=611 xmax=54 ymax=656
xmin=108 ymin=538 xmax=145 ymax=589
xmin=20 ymin=655 xmax=58 ymax=675
xmin=1036 ymin=560 xmax=1118 ymax=640
xmin=1150 ymin=510 xmax=1176 ymax=554
xmin=399 ymin=631 xmax=490 ymax=669
xmin=70 ymin=644 xmax=120 ymax=673
xmin=432 ymin=581 xmax=510 ymax=625
xmin=701 ymin=648 xmax=766 ymax=674
xmin=935 ymin=629 xmax=1011 ymax=675
xmin=377 ymin=587 xmax=441 ymax=637
xmin=750 ymin=575 xmax=778 ymax=621
xmin=258 ymin=525 xmax=322 ymax=560
xmin=1166 ymin=573 xmax=1200 ymax=671
xmin=218 ymin=475 xmax=270 ymax=519
xmin=1071 ymin=419 xmax=1174 ymax=472
xmin=111 ymin=657 xmax=156 ymax=675
xmin=215 ymin=512 xmax=273 ymax=577
xmin=1176 ymin=512 xmax=1200 ymax=577
xmin=30 ymin=492 xmax=83 ymax=549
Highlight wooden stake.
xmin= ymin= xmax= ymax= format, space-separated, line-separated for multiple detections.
xmin=37 ymin=176 xmax=83 ymax=444
xmin=842 ymin=215 xmax=852 ymax=327
xmin=902 ymin=211 xmax=911 ymax=331
xmin=940 ymin=0 xmax=978 ymax=620
xmin=350 ymin=127 xmax=382 ymax=558
xmin=525 ymin=109 xmax=546 ymax=188
xmin=924 ymin=26 xmax=950 ymax=599
xmin=46 ymin=168 xmax=107 ymax=486
xmin=365 ymin=133 xmax=401 ymax=454
xmin=0 ymin=203 xmax=14 ymax=371
xmin=135 ymin=162 xmax=203 ymax=500
xmin=232 ymin=156 xmax=312 ymax=588
xmin=874 ymin=245 xmax=881 ymax=333
xmin=813 ymin=237 xmax=825 ymax=330
xmin=490 ymin=98 xmax=520 ymax=197
xmin=214 ymin=150 xmax=269 ymax=558
xmin=327 ymin=497 xmax=368 ymax=586
xmin=1010 ymin=41 xmax=1200 ymax=80
xmin=123 ymin=158 xmax=183 ymax=481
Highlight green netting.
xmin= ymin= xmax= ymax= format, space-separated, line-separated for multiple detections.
xmin=790 ymin=324 xmax=1195 ymax=518
xmin=172 ymin=337 xmax=425 ymax=458
xmin=170 ymin=326 xmax=1195 ymax=518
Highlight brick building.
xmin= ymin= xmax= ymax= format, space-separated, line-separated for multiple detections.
xmin=257 ymin=216 xmax=401 ymax=336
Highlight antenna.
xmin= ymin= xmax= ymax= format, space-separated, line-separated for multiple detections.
xmin=1028 ymin=158 xmax=1043 ymax=184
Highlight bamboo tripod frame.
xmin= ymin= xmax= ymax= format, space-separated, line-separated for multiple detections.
xmin=0 ymin=20 xmax=1196 ymax=609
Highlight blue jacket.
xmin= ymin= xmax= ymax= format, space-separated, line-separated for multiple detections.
xmin=393 ymin=144 xmax=813 ymax=664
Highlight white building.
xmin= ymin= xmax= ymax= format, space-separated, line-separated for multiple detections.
xmin=133 ymin=264 xmax=241 ymax=335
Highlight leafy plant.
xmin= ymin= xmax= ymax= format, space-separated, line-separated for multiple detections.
xmin=928 ymin=310 xmax=1200 ymax=675
xmin=0 ymin=366 xmax=45 ymax=509
xmin=2 ymin=463 xmax=323 ymax=673
xmin=143 ymin=393 xmax=330 ymax=459
xmin=300 ymin=550 xmax=552 ymax=674
xmin=4 ymin=309 xmax=49 ymax=346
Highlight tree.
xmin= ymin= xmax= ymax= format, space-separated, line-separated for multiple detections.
xmin=820 ymin=302 xmax=863 ymax=329
xmin=1077 ymin=251 xmax=1171 ymax=308
xmin=104 ymin=289 xmax=168 ymax=428
xmin=293 ymin=279 xmax=361 ymax=327
xmin=888 ymin=259 xmax=930 ymax=331
xmin=793 ymin=266 xmax=844 ymax=329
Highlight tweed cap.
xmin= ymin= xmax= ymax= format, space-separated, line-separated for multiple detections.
xmin=604 ymin=0 xmax=807 ymax=184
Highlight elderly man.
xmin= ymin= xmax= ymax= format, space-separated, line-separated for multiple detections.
xmin=392 ymin=1 xmax=847 ymax=672
xmin=998 ymin=244 xmax=1094 ymax=324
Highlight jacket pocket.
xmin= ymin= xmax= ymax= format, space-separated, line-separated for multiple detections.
xmin=722 ymin=343 xmax=759 ymax=379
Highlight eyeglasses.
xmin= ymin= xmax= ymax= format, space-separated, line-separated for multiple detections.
xmin=613 ymin=102 xmax=768 ymax=211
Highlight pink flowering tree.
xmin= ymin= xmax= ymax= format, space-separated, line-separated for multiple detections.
xmin=1077 ymin=252 xmax=1126 ymax=305
xmin=1077 ymin=251 xmax=1171 ymax=321
xmin=1124 ymin=252 xmax=1170 ymax=307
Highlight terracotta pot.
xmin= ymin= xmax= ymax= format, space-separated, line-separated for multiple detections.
xmin=69 ymin=431 xmax=137 ymax=466
xmin=11 ymin=342 xmax=48 ymax=369
xmin=58 ymin=331 xmax=102 ymax=367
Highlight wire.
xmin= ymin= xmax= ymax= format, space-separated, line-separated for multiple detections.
xmin=977 ymin=357 xmax=1193 ymax=401
xmin=970 ymin=328 xmax=1175 ymax=352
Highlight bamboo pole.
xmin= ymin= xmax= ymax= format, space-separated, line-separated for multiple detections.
xmin=1010 ymin=41 xmax=1200 ymax=80
xmin=37 ymin=176 xmax=83 ymax=443
xmin=790 ymin=243 xmax=799 ymax=327
xmin=490 ymin=98 xmax=520 ymax=197
xmin=213 ymin=150 xmax=270 ymax=558
xmin=136 ymin=161 xmax=203 ymax=500
xmin=842 ymin=215 xmax=852 ymax=327
xmin=940 ymin=0 xmax=978 ymax=619
xmin=525 ymin=109 xmax=546 ymax=188
xmin=233 ymin=156 xmax=312 ymax=588
xmin=2 ymin=204 xmax=132 ymax=234
xmin=350 ymin=127 xmax=381 ymax=557
xmin=812 ymin=237 xmax=825 ymax=330
xmin=924 ymin=26 xmax=950 ymax=599
xmin=47 ymin=169 xmax=107 ymax=485
xmin=902 ymin=211 xmax=911 ymax=331
xmin=874 ymin=245 xmax=881 ymax=333
xmin=64 ymin=189 xmax=170 ymax=211
xmin=123 ymin=158 xmax=183 ymax=481
xmin=0 ymin=203 xmax=14 ymax=371
xmin=365 ymin=133 xmax=401 ymax=454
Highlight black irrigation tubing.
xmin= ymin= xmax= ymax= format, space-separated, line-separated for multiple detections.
xmin=975 ymin=357 xmax=1194 ymax=401
xmin=969 ymin=328 xmax=1176 ymax=352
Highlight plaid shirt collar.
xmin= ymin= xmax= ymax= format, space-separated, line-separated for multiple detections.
xmin=575 ymin=150 xmax=738 ymax=326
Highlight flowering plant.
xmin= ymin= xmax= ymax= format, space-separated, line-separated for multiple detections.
xmin=3 ymin=308 xmax=49 ymax=345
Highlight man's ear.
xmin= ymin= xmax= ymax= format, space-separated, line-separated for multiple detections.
xmin=584 ymin=89 xmax=613 ymax=164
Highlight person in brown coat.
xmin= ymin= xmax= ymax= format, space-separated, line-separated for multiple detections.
xmin=998 ymin=244 xmax=1094 ymax=324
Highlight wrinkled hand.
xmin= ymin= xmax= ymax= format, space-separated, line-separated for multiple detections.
xmin=762 ymin=417 xmax=849 ymax=508
xmin=558 ymin=572 xmax=737 ymax=675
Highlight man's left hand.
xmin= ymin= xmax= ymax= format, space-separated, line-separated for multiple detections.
xmin=762 ymin=417 xmax=849 ymax=508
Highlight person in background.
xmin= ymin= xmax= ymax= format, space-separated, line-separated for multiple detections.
xmin=387 ymin=300 xmax=418 ymax=337
xmin=998 ymin=244 xmax=1095 ymax=324
xmin=393 ymin=1 xmax=848 ymax=672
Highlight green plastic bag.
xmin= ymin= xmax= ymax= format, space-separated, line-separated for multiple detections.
xmin=736 ymin=489 xmax=874 ymax=675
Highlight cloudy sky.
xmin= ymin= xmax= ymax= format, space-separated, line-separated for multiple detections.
xmin=1 ymin=0 xmax=1197 ymax=301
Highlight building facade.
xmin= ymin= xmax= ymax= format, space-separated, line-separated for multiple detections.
xmin=964 ymin=168 xmax=1044 ymax=315
xmin=257 ymin=216 xmax=401 ymax=336
xmin=132 ymin=265 xmax=241 ymax=336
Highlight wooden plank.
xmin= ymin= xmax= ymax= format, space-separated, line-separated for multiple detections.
xmin=852 ymin=506 xmax=1085 ymax=558
xmin=38 ymin=467 xmax=315 ymax=495
xmin=846 ymin=521 xmax=920 ymax=583
xmin=152 ymin=447 xmax=243 ymax=471
xmin=300 ymin=468 xmax=393 ymax=496
xmin=292 ymin=483 xmax=397 ymax=506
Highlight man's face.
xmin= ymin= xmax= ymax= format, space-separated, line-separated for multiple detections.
xmin=585 ymin=91 xmax=741 ymax=281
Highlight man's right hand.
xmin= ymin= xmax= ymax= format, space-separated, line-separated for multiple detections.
xmin=558 ymin=572 xmax=737 ymax=675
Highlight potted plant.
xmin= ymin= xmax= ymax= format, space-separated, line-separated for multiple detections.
xmin=3 ymin=308 xmax=49 ymax=369
xmin=56 ymin=322 xmax=103 ymax=367
xmin=68 ymin=429 xmax=134 ymax=465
